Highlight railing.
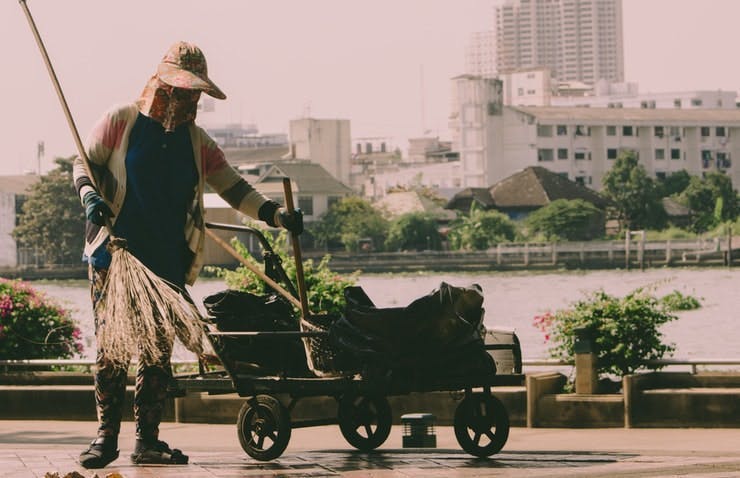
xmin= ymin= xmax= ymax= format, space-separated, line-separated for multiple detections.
xmin=3 ymin=358 xmax=740 ymax=375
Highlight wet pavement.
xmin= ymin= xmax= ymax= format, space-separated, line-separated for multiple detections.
xmin=1 ymin=420 xmax=739 ymax=477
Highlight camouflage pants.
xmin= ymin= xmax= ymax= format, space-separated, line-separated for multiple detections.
xmin=90 ymin=266 xmax=173 ymax=442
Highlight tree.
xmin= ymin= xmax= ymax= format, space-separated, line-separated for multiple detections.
xmin=656 ymin=169 xmax=692 ymax=198
xmin=447 ymin=206 xmax=516 ymax=250
xmin=13 ymin=157 xmax=85 ymax=265
xmin=601 ymin=151 xmax=666 ymax=230
xmin=310 ymin=196 xmax=389 ymax=252
xmin=679 ymin=171 xmax=739 ymax=232
xmin=385 ymin=212 xmax=441 ymax=251
xmin=526 ymin=199 xmax=604 ymax=241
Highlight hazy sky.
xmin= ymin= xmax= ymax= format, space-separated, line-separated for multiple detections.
xmin=2 ymin=0 xmax=739 ymax=175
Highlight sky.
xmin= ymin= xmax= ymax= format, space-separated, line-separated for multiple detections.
xmin=2 ymin=0 xmax=740 ymax=175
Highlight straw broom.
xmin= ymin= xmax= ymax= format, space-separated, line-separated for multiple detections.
xmin=20 ymin=0 xmax=207 ymax=367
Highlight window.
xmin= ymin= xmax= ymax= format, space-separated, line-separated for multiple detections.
xmin=537 ymin=149 xmax=554 ymax=162
xmin=669 ymin=127 xmax=682 ymax=139
xmin=537 ymin=125 xmax=553 ymax=137
xmin=607 ymin=148 xmax=618 ymax=159
xmin=655 ymin=171 xmax=666 ymax=180
xmin=575 ymin=125 xmax=589 ymax=136
xmin=654 ymin=126 xmax=664 ymax=138
xmin=518 ymin=87 xmax=524 ymax=96
xmin=356 ymin=143 xmax=362 ymax=154
xmin=674 ymin=99 xmax=682 ymax=108
xmin=717 ymin=152 xmax=731 ymax=169
xmin=298 ymin=196 xmax=314 ymax=215
xmin=702 ymin=150 xmax=712 ymax=168
xmin=606 ymin=125 xmax=617 ymax=136
xmin=556 ymin=125 xmax=568 ymax=136
xmin=671 ymin=149 xmax=681 ymax=160
xmin=366 ymin=143 xmax=373 ymax=154
xmin=691 ymin=98 xmax=703 ymax=107
xmin=380 ymin=142 xmax=387 ymax=153
xmin=701 ymin=127 xmax=711 ymax=137
xmin=557 ymin=148 xmax=568 ymax=160
xmin=716 ymin=126 xmax=726 ymax=137
xmin=575 ymin=176 xmax=585 ymax=186
xmin=655 ymin=148 xmax=665 ymax=160
xmin=622 ymin=126 xmax=633 ymax=136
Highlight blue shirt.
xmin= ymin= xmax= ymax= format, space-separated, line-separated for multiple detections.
xmin=88 ymin=113 xmax=197 ymax=288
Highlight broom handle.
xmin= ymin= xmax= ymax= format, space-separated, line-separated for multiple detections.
xmin=19 ymin=0 xmax=112 ymax=235
xmin=204 ymin=228 xmax=302 ymax=310
xmin=282 ymin=178 xmax=311 ymax=319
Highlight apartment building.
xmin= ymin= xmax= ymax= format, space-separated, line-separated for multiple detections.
xmin=485 ymin=106 xmax=740 ymax=190
xmin=495 ymin=0 xmax=624 ymax=85
xmin=465 ymin=30 xmax=497 ymax=78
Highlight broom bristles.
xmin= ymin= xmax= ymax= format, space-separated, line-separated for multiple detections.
xmin=95 ymin=247 xmax=209 ymax=368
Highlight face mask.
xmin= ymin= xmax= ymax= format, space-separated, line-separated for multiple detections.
xmin=136 ymin=76 xmax=201 ymax=132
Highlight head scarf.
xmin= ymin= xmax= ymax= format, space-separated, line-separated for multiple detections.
xmin=136 ymin=76 xmax=201 ymax=132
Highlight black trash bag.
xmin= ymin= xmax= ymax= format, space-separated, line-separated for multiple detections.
xmin=203 ymin=290 xmax=310 ymax=376
xmin=331 ymin=282 xmax=495 ymax=380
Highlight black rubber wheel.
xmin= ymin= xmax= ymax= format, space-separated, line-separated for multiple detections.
xmin=454 ymin=393 xmax=509 ymax=457
xmin=337 ymin=394 xmax=392 ymax=451
xmin=236 ymin=395 xmax=291 ymax=461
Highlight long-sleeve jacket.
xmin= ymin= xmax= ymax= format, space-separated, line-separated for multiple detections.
xmin=73 ymin=103 xmax=277 ymax=285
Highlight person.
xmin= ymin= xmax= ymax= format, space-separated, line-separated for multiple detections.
xmin=73 ymin=41 xmax=303 ymax=469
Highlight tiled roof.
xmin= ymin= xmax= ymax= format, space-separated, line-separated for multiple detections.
xmin=490 ymin=166 xmax=611 ymax=209
xmin=444 ymin=187 xmax=495 ymax=211
xmin=375 ymin=191 xmax=456 ymax=220
xmin=256 ymin=161 xmax=354 ymax=195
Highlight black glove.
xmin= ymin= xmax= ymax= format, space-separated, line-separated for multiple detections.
xmin=279 ymin=208 xmax=304 ymax=235
xmin=83 ymin=191 xmax=113 ymax=226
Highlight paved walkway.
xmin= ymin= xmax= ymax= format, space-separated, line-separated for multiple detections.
xmin=1 ymin=420 xmax=740 ymax=477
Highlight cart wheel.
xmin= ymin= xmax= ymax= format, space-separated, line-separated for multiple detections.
xmin=454 ymin=393 xmax=509 ymax=457
xmin=237 ymin=394 xmax=291 ymax=461
xmin=337 ymin=394 xmax=392 ymax=451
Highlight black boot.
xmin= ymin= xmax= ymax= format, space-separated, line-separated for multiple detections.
xmin=130 ymin=438 xmax=188 ymax=465
xmin=79 ymin=436 xmax=120 ymax=469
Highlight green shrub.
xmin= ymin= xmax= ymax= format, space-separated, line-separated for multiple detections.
xmin=208 ymin=226 xmax=359 ymax=317
xmin=533 ymin=287 xmax=678 ymax=377
xmin=0 ymin=278 xmax=83 ymax=359
xmin=526 ymin=199 xmax=605 ymax=241
xmin=660 ymin=290 xmax=701 ymax=311
xmin=448 ymin=207 xmax=516 ymax=250
xmin=385 ymin=212 xmax=441 ymax=251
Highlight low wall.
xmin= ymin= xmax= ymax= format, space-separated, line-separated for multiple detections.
xmin=4 ymin=371 xmax=740 ymax=428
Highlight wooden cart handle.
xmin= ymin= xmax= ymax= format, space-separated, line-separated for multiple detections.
xmin=282 ymin=177 xmax=311 ymax=319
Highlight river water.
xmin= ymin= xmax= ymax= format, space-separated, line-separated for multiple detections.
xmin=31 ymin=268 xmax=739 ymax=362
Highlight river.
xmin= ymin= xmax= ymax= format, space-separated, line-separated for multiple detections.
xmin=30 ymin=268 xmax=739 ymax=362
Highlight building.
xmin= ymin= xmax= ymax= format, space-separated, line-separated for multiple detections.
xmin=447 ymin=166 xmax=610 ymax=220
xmin=465 ymin=30 xmax=496 ymax=78
xmin=289 ymin=118 xmax=352 ymax=186
xmin=479 ymin=105 xmax=740 ymax=189
xmin=500 ymin=68 xmax=553 ymax=106
xmin=0 ymin=175 xmax=40 ymax=267
xmin=495 ymin=0 xmax=624 ymax=85
xmin=551 ymin=85 xmax=738 ymax=110
xmin=449 ymin=75 xmax=505 ymax=187
xmin=364 ymin=161 xmax=462 ymax=200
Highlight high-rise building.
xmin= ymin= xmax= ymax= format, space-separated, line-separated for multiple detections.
xmin=465 ymin=31 xmax=496 ymax=78
xmin=495 ymin=0 xmax=624 ymax=85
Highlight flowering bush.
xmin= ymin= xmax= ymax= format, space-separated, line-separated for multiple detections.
xmin=533 ymin=287 xmax=678 ymax=378
xmin=0 ymin=278 xmax=83 ymax=359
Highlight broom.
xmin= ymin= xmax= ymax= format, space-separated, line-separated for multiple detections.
xmin=20 ymin=0 xmax=207 ymax=367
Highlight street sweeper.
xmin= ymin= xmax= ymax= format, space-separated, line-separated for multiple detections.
xmin=72 ymin=41 xmax=303 ymax=469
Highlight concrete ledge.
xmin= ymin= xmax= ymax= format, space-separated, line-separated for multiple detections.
xmin=175 ymin=387 xmax=527 ymax=427
xmin=536 ymin=394 xmax=624 ymax=428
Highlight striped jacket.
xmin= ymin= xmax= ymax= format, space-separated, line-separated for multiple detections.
xmin=73 ymin=103 xmax=276 ymax=285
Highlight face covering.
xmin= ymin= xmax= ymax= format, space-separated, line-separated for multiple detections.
xmin=136 ymin=76 xmax=201 ymax=132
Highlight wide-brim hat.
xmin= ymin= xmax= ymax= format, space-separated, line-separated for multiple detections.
xmin=156 ymin=41 xmax=226 ymax=100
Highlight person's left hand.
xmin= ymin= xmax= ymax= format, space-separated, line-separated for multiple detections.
xmin=279 ymin=208 xmax=304 ymax=235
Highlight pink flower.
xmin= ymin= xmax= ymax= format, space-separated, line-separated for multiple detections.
xmin=0 ymin=295 xmax=13 ymax=319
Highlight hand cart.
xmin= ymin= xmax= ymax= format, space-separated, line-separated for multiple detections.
xmin=172 ymin=223 xmax=524 ymax=461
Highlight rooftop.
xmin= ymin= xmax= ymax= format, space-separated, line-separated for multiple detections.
xmin=511 ymin=106 xmax=740 ymax=124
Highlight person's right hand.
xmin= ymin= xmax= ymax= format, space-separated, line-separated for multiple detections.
xmin=83 ymin=191 xmax=113 ymax=226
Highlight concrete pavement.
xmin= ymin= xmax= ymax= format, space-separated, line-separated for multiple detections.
xmin=1 ymin=421 xmax=740 ymax=477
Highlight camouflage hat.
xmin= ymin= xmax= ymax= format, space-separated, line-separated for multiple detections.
xmin=156 ymin=41 xmax=226 ymax=99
